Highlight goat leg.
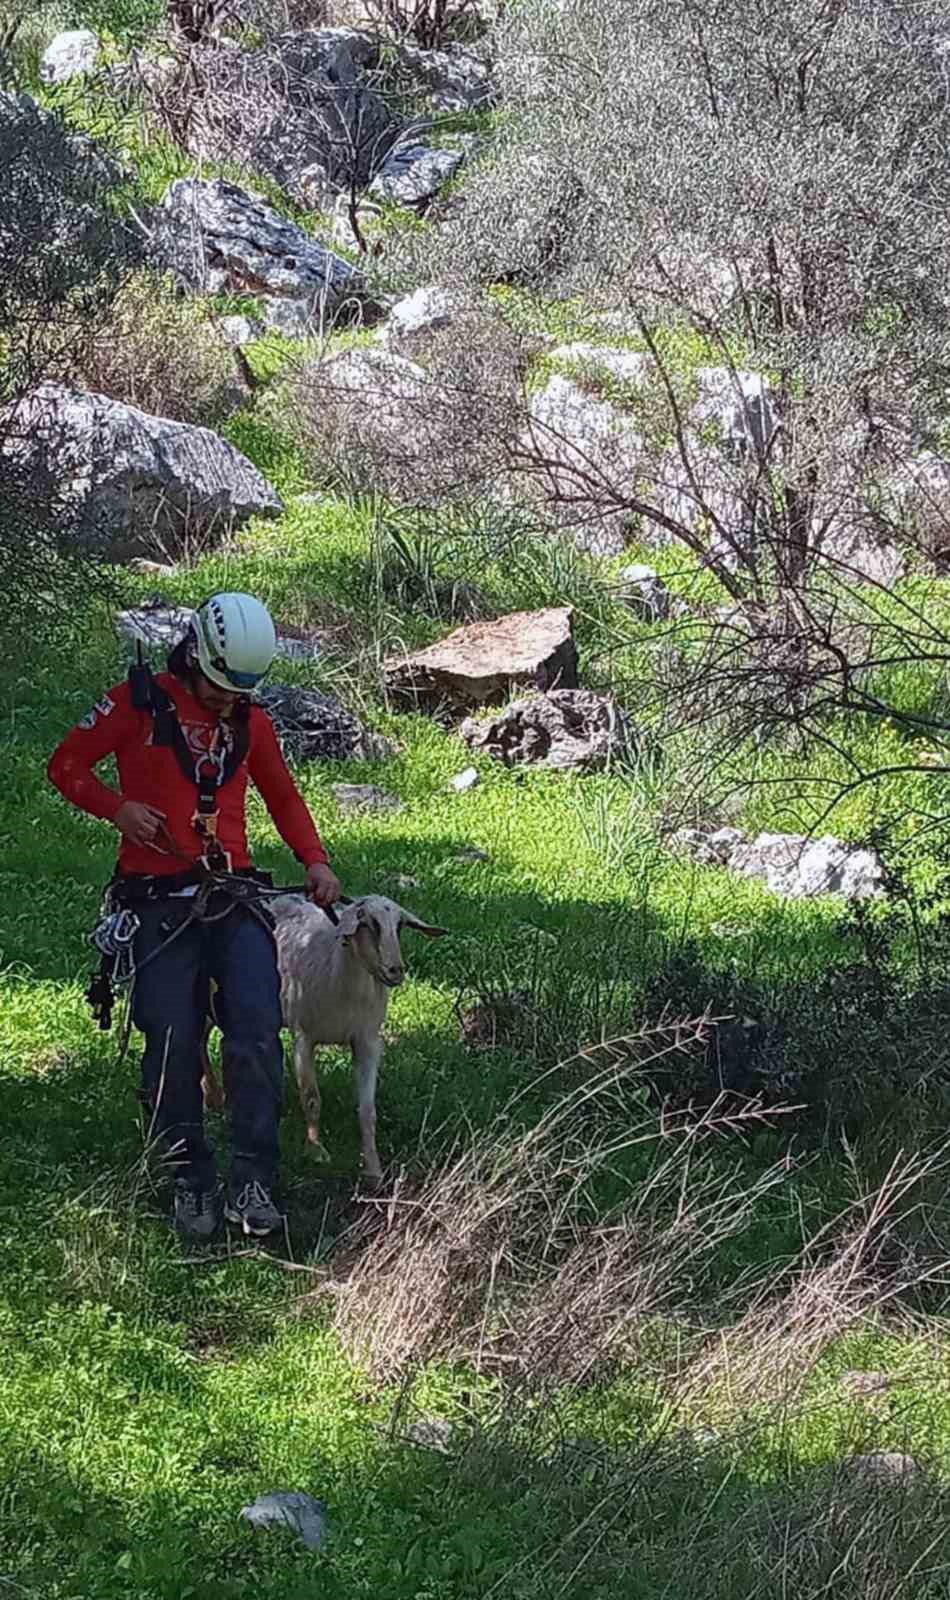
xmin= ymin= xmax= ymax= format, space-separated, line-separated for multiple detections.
xmin=352 ymin=1035 xmax=383 ymax=1184
xmin=294 ymin=1032 xmax=330 ymax=1161
xmin=199 ymin=1019 xmax=226 ymax=1112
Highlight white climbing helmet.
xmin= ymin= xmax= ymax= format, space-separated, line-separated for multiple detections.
xmin=191 ymin=592 xmax=277 ymax=691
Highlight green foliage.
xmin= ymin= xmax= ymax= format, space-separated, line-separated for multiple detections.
xmin=9 ymin=10 xmax=950 ymax=1593
xmin=0 ymin=91 xmax=140 ymax=647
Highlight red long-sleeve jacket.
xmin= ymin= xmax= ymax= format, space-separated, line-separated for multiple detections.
xmin=47 ymin=673 xmax=329 ymax=877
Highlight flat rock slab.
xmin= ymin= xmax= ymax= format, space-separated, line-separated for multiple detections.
xmin=385 ymin=607 xmax=578 ymax=712
xmin=461 ymin=689 xmax=635 ymax=771
xmin=240 ymin=1490 xmax=327 ymax=1549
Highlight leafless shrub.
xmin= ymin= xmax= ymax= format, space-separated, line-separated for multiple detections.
xmin=168 ymin=0 xmax=234 ymax=44
xmin=333 ymin=1018 xmax=799 ymax=1383
xmin=281 ymin=297 xmax=531 ymax=503
xmin=62 ymin=271 xmax=247 ymax=427
xmin=351 ymin=0 xmax=487 ymax=49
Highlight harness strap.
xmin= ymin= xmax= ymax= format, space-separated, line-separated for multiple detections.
xmin=128 ymin=651 xmax=250 ymax=866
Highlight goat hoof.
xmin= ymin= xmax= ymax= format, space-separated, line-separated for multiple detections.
xmin=306 ymin=1132 xmax=331 ymax=1163
xmin=201 ymin=1077 xmax=225 ymax=1112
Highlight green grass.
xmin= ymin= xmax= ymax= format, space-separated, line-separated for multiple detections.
xmin=7 ymin=485 xmax=950 ymax=1594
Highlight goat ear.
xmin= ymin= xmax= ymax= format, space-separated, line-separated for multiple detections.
xmin=336 ymin=902 xmax=363 ymax=937
xmin=399 ymin=910 xmax=448 ymax=939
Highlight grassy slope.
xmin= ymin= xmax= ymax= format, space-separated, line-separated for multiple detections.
xmin=5 ymin=481 xmax=950 ymax=1596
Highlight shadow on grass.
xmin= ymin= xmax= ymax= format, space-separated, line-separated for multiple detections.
xmin=6 ymin=1406 xmax=950 ymax=1600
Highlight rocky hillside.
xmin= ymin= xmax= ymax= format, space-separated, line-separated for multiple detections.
xmin=5 ymin=3 xmax=950 ymax=1597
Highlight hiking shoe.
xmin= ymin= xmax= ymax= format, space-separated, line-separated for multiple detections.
xmin=173 ymin=1180 xmax=221 ymax=1242
xmin=225 ymin=1179 xmax=284 ymax=1237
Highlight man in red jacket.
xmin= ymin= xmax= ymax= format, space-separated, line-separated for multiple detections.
xmin=48 ymin=592 xmax=341 ymax=1241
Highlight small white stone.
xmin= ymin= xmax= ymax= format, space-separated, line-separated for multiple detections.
xmin=450 ymin=767 xmax=480 ymax=793
xmin=40 ymin=29 xmax=100 ymax=85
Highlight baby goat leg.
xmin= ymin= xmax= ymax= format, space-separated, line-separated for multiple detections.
xmin=294 ymin=1031 xmax=329 ymax=1160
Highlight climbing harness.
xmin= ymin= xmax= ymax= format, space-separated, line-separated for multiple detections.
xmin=84 ymin=868 xmax=342 ymax=1034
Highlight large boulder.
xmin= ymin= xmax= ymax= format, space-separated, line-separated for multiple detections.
xmin=6 ymin=384 xmax=282 ymax=562
xmin=385 ymin=607 xmax=578 ymax=711
xmin=460 ymin=689 xmax=635 ymax=771
xmin=671 ymin=827 xmax=885 ymax=901
xmin=258 ymin=684 xmax=391 ymax=762
xmin=39 ymin=29 xmax=100 ymax=84
xmin=181 ymin=30 xmax=398 ymax=206
xmin=156 ymin=179 xmax=364 ymax=336
xmin=523 ymin=375 xmax=645 ymax=557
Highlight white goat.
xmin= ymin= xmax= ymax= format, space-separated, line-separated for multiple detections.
xmin=200 ymin=895 xmax=446 ymax=1181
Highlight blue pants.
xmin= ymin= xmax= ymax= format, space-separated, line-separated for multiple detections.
xmin=132 ymin=900 xmax=284 ymax=1191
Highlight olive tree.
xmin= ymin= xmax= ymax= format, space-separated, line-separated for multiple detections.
xmin=418 ymin=0 xmax=950 ymax=577
xmin=0 ymin=93 xmax=141 ymax=644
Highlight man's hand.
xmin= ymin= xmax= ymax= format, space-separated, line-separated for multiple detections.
xmin=115 ymin=801 xmax=167 ymax=848
xmin=306 ymin=862 xmax=341 ymax=907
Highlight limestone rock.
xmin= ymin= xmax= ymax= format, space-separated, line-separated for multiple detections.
xmin=40 ymin=29 xmax=100 ymax=84
xmin=259 ymin=684 xmax=390 ymax=762
xmin=460 ymin=689 xmax=635 ymax=771
xmin=156 ymin=179 xmax=364 ymax=335
xmin=6 ymin=384 xmax=281 ymax=562
xmin=524 ymin=375 xmax=644 ymax=556
xmin=671 ymin=826 xmax=885 ymax=901
xmin=385 ymin=607 xmax=578 ymax=711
